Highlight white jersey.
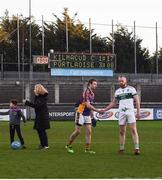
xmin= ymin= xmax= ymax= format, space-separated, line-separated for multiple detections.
xmin=115 ymin=85 xmax=137 ymax=112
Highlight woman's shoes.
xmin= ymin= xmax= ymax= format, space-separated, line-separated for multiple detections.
xmin=38 ymin=145 xmax=49 ymax=150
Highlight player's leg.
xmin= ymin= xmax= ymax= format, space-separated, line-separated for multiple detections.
xmin=118 ymin=112 xmax=127 ymax=154
xmin=65 ymin=113 xmax=83 ymax=153
xmin=84 ymin=116 xmax=95 ymax=154
xmin=127 ymin=111 xmax=140 ymax=155
xmin=69 ymin=125 xmax=81 ymax=143
xmin=65 ymin=125 xmax=81 ymax=153
xmin=66 ymin=112 xmax=83 ymax=145
xmin=119 ymin=125 xmax=126 ymax=153
xmin=85 ymin=124 xmax=95 ymax=153
xmin=129 ymin=122 xmax=140 ymax=155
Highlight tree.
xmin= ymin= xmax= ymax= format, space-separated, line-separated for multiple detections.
xmin=107 ymin=25 xmax=150 ymax=73
xmin=44 ymin=8 xmax=108 ymax=53
xmin=0 ymin=10 xmax=42 ymax=71
xmin=0 ymin=9 xmax=152 ymax=73
xmin=151 ymin=48 xmax=162 ymax=74
xmin=0 ymin=10 xmax=18 ymax=70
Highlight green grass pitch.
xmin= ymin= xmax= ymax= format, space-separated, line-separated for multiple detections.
xmin=0 ymin=120 xmax=162 ymax=178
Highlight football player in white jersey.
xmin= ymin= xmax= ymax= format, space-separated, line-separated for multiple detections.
xmin=102 ymin=75 xmax=140 ymax=155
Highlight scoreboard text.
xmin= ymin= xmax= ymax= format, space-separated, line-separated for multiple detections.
xmin=49 ymin=52 xmax=115 ymax=69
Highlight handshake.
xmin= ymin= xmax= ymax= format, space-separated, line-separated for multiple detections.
xmin=91 ymin=108 xmax=106 ymax=127
xmin=96 ymin=109 xmax=106 ymax=114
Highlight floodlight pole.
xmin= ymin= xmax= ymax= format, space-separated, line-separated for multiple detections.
xmin=17 ymin=14 xmax=20 ymax=80
xmin=28 ymin=0 xmax=32 ymax=120
xmin=112 ymin=20 xmax=116 ymax=71
xmin=112 ymin=19 xmax=114 ymax=55
xmin=65 ymin=16 xmax=69 ymax=52
xmin=134 ymin=21 xmax=137 ymax=74
xmin=0 ymin=54 xmax=3 ymax=80
xmin=89 ymin=18 xmax=92 ymax=53
xmin=22 ymin=25 xmax=25 ymax=99
xmin=155 ymin=22 xmax=158 ymax=75
xmin=29 ymin=0 xmax=32 ymax=80
xmin=42 ymin=15 xmax=45 ymax=56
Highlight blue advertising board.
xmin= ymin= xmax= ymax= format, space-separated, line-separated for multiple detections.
xmin=153 ymin=108 xmax=162 ymax=120
xmin=51 ymin=68 xmax=113 ymax=76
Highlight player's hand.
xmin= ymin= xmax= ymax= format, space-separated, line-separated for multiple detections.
xmin=136 ymin=113 xmax=140 ymax=120
xmin=22 ymin=99 xmax=26 ymax=104
xmin=98 ymin=109 xmax=105 ymax=114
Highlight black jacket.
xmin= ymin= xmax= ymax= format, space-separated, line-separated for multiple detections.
xmin=25 ymin=93 xmax=50 ymax=130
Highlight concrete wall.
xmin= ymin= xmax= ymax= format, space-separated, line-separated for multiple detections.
xmin=1 ymin=75 xmax=162 ymax=119
xmin=0 ymin=78 xmax=162 ymax=105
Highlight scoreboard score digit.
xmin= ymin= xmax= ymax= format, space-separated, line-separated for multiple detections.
xmin=33 ymin=56 xmax=49 ymax=64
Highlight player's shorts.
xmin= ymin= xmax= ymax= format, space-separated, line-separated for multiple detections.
xmin=118 ymin=110 xmax=136 ymax=125
xmin=75 ymin=112 xmax=91 ymax=126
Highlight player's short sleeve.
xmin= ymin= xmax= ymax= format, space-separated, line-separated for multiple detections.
xmin=131 ymin=87 xmax=137 ymax=96
xmin=114 ymin=90 xmax=118 ymax=99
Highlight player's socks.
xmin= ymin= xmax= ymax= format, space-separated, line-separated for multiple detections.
xmin=119 ymin=144 xmax=125 ymax=150
xmin=118 ymin=144 xmax=125 ymax=154
xmin=134 ymin=143 xmax=139 ymax=149
xmin=85 ymin=143 xmax=96 ymax=154
xmin=85 ymin=143 xmax=91 ymax=150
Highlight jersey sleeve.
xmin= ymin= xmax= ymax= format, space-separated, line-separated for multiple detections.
xmin=131 ymin=87 xmax=137 ymax=96
xmin=84 ymin=89 xmax=90 ymax=102
xmin=114 ymin=90 xmax=118 ymax=99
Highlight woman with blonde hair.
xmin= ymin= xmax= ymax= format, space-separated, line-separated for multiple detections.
xmin=23 ymin=84 xmax=50 ymax=149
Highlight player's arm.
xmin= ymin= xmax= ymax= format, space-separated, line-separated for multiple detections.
xmin=133 ymin=94 xmax=140 ymax=119
xmin=86 ymin=101 xmax=100 ymax=112
xmin=90 ymin=110 xmax=94 ymax=118
xmin=84 ymin=89 xmax=100 ymax=113
xmin=103 ymin=97 xmax=118 ymax=112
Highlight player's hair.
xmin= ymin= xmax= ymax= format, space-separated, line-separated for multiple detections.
xmin=118 ymin=75 xmax=127 ymax=79
xmin=34 ymin=84 xmax=48 ymax=95
xmin=10 ymin=99 xmax=18 ymax=105
xmin=87 ymin=79 xmax=97 ymax=86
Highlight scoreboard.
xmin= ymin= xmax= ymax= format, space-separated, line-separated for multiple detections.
xmin=49 ymin=52 xmax=115 ymax=69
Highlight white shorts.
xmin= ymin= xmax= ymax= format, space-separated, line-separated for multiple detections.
xmin=75 ymin=112 xmax=91 ymax=126
xmin=118 ymin=110 xmax=136 ymax=125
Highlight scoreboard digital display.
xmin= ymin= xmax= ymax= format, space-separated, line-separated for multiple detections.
xmin=33 ymin=55 xmax=48 ymax=64
xmin=49 ymin=52 xmax=115 ymax=69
